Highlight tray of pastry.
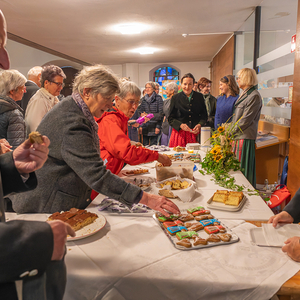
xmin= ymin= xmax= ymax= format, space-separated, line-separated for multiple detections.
xmin=153 ymin=207 xmax=239 ymax=250
xmin=207 ymin=190 xmax=247 ymax=212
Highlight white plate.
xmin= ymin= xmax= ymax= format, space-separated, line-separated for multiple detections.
xmin=122 ymin=169 xmax=150 ymax=176
xmin=207 ymin=195 xmax=247 ymax=212
xmin=67 ymin=213 xmax=106 ymax=241
xmin=122 ymin=176 xmax=155 ymax=191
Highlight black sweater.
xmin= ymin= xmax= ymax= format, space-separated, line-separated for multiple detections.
xmin=168 ymin=91 xmax=208 ymax=132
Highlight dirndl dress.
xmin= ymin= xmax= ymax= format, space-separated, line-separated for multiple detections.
xmin=169 ymin=128 xmax=198 ymax=147
xmin=232 ymin=139 xmax=256 ymax=188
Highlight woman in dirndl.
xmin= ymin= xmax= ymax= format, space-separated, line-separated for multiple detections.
xmin=231 ymin=68 xmax=262 ymax=188
xmin=168 ymin=73 xmax=207 ymax=147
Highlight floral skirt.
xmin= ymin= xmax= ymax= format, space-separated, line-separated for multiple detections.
xmin=169 ymin=128 xmax=198 ymax=147
xmin=232 ymin=139 xmax=256 ymax=188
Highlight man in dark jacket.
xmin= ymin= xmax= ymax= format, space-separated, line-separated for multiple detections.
xmin=18 ymin=66 xmax=42 ymax=114
xmin=0 ymin=10 xmax=74 ymax=300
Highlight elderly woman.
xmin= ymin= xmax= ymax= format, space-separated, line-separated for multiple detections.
xmin=168 ymin=73 xmax=208 ymax=147
xmin=197 ymin=77 xmax=217 ymax=129
xmin=98 ymin=81 xmax=171 ymax=174
xmin=161 ymin=82 xmax=178 ymax=146
xmin=214 ymin=75 xmax=239 ymax=128
xmin=138 ymin=81 xmax=164 ymax=146
xmin=10 ymin=65 xmax=179 ymax=216
xmin=0 ymin=69 xmax=27 ymax=149
xmin=91 ymin=81 xmax=171 ymax=200
xmin=232 ymin=68 xmax=262 ymax=187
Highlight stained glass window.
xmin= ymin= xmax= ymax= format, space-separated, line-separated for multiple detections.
xmin=153 ymin=66 xmax=179 ymax=85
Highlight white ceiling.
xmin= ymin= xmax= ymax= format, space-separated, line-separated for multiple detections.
xmin=1 ymin=0 xmax=265 ymax=65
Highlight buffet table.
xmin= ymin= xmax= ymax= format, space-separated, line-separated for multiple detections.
xmin=6 ymin=149 xmax=300 ymax=300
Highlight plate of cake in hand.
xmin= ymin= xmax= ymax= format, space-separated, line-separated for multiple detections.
xmin=207 ymin=190 xmax=246 ymax=211
xmin=47 ymin=208 xmax=106 ymax=241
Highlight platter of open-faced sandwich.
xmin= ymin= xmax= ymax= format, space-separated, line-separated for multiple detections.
xmin=206 ymin=190 xmax=246 ymax=211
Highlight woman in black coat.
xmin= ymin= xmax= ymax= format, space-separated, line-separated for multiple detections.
xmin=168 ymin=73 xmax=208 ymax=147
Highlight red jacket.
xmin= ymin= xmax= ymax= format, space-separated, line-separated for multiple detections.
xmin=90 ymin=108 xmax=159 ymax=199
xmin=97 ymin=107 xmax=159 ymax=174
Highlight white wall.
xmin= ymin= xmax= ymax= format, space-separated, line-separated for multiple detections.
xmin=106 ymin=64 xmax=123 ymax=77
xmin=108 ymin=61 xmax=210 ymax=89
xmin=6 ymin=39 xmax=83 ymax=76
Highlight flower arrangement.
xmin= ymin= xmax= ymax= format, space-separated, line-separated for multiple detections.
xmin=199 ymin=120 xmax=245 ymax=191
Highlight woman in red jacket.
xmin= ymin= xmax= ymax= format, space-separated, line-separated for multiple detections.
xmin=94 ymin=80 xmax=171 ymax=187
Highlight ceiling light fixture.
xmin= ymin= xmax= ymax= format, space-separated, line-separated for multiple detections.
xmin=138 ymin=47 xmax=154 ymax=55
xmin=131 ymin=47 xmax=157 ymax=55
xmin=118 ymin=24 xmax=141 ymax=35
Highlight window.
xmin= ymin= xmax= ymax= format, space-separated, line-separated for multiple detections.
xmin=153 ymin=66 xmax=179 ymax=85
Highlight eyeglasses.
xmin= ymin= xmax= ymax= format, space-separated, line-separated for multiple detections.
xmin=145 ymin=86 xmax=153 ymax=89
xmin=50 ymin=81 xmax=65 ymax=88
xmin=18 ymin=86 xmax=26 ymax=92
xmin=124 ymin=99 xmax=141 ymax=106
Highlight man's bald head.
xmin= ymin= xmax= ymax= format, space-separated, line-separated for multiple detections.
xmin=0 ymin=10 xmax=10 ymax=70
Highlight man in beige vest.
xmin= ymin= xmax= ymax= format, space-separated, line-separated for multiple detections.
xmin=25 ymin=65 xmax=66 ymax=134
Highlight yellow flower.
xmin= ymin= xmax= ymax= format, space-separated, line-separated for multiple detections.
xmin=215 ymin=154 xmax=223 ymax=162
xmin=218 ymin=126 xmax=225 ymax=133
xmin=212 ymin=145 xmax=221 ymax=150
xmin=210 ymin=145 xmax=221 ymax=155
xmin=210 ymin=148 xmax=218 ymax=155
xmin=212 ymin=133 xmax=219 ymax=139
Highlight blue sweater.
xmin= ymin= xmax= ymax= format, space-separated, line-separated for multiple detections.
xmin=214 ymin=94 xmax=239 ymax=128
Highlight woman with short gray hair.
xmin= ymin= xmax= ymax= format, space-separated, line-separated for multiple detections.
xmin=160 ymin=82 xmax=178 ymax=146
xmin=11 ymin=65 xmax=179 ymax=217
xmin=0 ymin=69 xmax=27 ymax=148
xmin=138 ymin=81 xmax=164 ymax=146
xmin=92 ymin=80 xmax=171 ymax=192
xmin=232 ymin=68 xmax=262 ymax=187
xmin=166 ymin=82 xmax=178 ymax=94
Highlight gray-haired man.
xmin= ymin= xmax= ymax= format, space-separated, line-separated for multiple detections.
xmin=18 ymin=66 xmax=42 ymax=114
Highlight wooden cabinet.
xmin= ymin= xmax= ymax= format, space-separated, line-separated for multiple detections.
xmin=255 ymin=120 xmax=289 ymax=185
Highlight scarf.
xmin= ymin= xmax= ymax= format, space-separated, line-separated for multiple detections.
xmin=233 ymin=85 xmax=257 ymax=114
xmin=202 ymin=93 xmax=211 ymax=116
xmin=72 ymin=92 xmax=100 ymax=153
xmin=145 ymin=92 xmax=155 ymax=103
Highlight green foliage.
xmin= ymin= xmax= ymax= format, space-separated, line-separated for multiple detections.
xmin=200 ymin=152 xmax=243 ymax=190
xmin=199 ymin=121 xmax=258 ymax=194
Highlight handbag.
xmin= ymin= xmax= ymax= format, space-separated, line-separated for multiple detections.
xmin=265 ymin=184 xmax=291 ymax=209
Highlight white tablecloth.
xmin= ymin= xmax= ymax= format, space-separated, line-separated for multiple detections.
xmin=6 ymin=149 xmax=297 ymax=300
xmin=60 ymin=202 xmax=300 ymax=300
